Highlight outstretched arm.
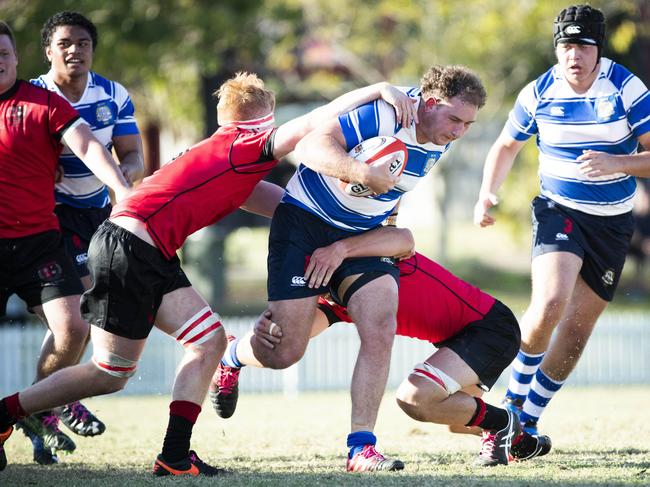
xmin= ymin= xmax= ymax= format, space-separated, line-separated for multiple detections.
xmin=62 ymin=123 xmax=131 ymax=202
xmin=272 ymin=82 xmax=416 ymax=160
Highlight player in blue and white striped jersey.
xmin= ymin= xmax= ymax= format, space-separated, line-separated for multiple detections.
xmin=284 ymin=86 xmax=450 ymax=231
xmin=474 ymin=4 xmax=650 ymax=439
xmin=257 ymin=66 xmax=486 ymax=471
xmin=32 ymin=11 xmax=143 ymax=289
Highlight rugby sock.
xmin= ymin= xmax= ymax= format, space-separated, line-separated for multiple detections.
xmin=347 ymin=431 xmax=376 ymax=458
xmin=520 ymin=368 xmax=565 ymax=425
xmin=161 ymin=400 xmax=201 ymax=463
xmin=505 ymin=350 xmax=545 ymax=404
xmin=0 ymin=393 xmax=26 ymax=427
xmin=466 ymin=397 xmax=509 ymax=432
xmin=220 ymin=337 xmax=244 ymax=368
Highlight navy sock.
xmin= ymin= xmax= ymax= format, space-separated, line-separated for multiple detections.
xmin=347 ymin=431 xmax=376 ymax=458
xmin=220 ymin=338 xmax=244 ymax=368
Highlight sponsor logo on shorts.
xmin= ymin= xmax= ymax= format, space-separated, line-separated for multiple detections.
xmin=75 ymin=252 xmax=88 ymax=264
xmin=37 ymin=261 xmax=63 ymax=283
xmin=555 ymin=232 xmax=569 ymax=241
xmin=380 ymin=257 xmax=395 ymax=264
xmin=291 ymin=276 xmax=307 ymax=287
xmin=602 ymin=269 xmax=615 ymax=286
xmin=550 ymin=106 xmax=565 ymax=117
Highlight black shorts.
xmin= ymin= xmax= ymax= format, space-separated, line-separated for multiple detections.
xmin=80 ymin=220 xmax=191 ymax=340
xmin=0 ymin=230 xmax=84 ymax=316
xmin=531 ymin=196 xmax=634 ymax=301
xmin=435 ymin=300 xmax=520 ymax=390
xmin=267 ymin=203 xmax=399 ymax=301
xmin=55 ymin=204 xmax=112 ymax=279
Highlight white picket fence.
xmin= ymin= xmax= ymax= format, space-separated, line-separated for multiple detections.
xmin=1 ymin=312 xmax=649 ymax=396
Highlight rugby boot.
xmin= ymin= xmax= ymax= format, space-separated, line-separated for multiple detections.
xmin=0 ymin=426 xmax=12 ymax=471
xmin=502 ymin=396 xmax=523 ymax=418
xmin=510 ymin=431 xmax=552 ymax=461
xmin=18 ymin=411 xmax=76 ymax=454
xmin=153 ymin=449 xmax=226 ymax=476
xmin=346 ymin=445 xmax=405 ymax=472
xmin=475 ymin=409 xmax=522 ymax=467
xmin=59 ymin=401 xmax=106 ymax=437
xmin=522 ymin=419 xmax=539 ymax=436
xmin=17 ymin=422 xmax=58 ymax=465
xmin=209 ymin=336 xmax=240 ymax=419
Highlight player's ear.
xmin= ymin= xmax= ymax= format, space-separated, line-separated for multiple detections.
xmin=424 ymin=97 xmax=438 ymax=109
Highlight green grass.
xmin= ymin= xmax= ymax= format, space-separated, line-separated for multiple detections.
xmin=3 ymin=387 xmax=650 ymax=486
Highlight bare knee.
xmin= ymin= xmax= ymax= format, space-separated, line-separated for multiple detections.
xmin=261 ymin=346 xmax=305 ymax=370
xmin=88 ymin=365 xmax=129 ymax=395
xmin=528 ymin=295 xmax=568 ymax=327
xmin=396 ymin=377 xmax=443 ymax=422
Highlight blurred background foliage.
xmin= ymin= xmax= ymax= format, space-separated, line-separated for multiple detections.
xmin=1 ymin=0 xmax=648 ymax=311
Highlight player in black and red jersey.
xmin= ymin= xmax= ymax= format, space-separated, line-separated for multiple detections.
xmin=0 ymin=69 xmax=417 ymax=476
xmin=215 ymin=223 xmax=551 ymax=466
xmin=0 ymin=21 xmax=130 ymax=468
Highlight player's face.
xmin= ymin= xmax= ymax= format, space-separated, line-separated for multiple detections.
xmin=46 ymin=25 xmax=93 ymax=80
xmin=416 ymin=96 xmax=477 ymax=146
xmin=0 ymin=35 xmax=18 ymax=94
xmin=556 ymin=42 xmax=599 ymax=91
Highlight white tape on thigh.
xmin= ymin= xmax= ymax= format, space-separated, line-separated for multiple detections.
xmin=412 ymin=361 xmax=462 ymax=395
xmin=172 ymin=306 xmax=222 ymax=347
xmin=92 ymin=349 xmax=137 ymax=378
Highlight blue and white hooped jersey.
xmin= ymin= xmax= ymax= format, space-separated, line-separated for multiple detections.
xmin=31 ymin=71 xmax=140 ymax=208
xmin=284 ymin=87 xmax=450 ymax=231
xmin=505 ymin=58 xmax=650 ymax=216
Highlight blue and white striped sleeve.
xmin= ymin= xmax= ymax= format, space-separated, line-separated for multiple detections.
xmin=113 ymin=81 xmax=140 ymax=137
xmin=504 ymin=81 xmax=538 ymax=141
xmin=338 ymin=99 xmax=397 ymax=150
xmin=622 ymin=75 xmax=650 ymax=139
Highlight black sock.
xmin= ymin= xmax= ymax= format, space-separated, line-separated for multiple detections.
xmin=478 ymin=403 xmax=510 ymax=432
xmin=466 ymin=397 xmax=510 ymax=432
xmin=161 ymin=415 xmax=194 ymax=463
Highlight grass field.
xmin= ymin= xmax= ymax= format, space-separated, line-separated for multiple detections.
xmin=3 ymin=386 xmax=650 ymax=486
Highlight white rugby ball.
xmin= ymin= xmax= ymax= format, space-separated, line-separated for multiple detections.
xmin=339 ymin=136 xmax=408 ymax=197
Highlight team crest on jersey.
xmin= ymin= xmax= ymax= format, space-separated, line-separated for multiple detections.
xmin=9 ymin=105 xmax=25 ymax=126
xmin=37 ymin=261 xmax=63 ymax=283
xmin=595 ymin=96 xmax=615 ymax=121
xmin=95 ymin=102 xmax=114 ymax=125
xmin=602 ymin=268 xmax=615 ymax=287
xmin=423 ymin=155 xmax=438 ymax=175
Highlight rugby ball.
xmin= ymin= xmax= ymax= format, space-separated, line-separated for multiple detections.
xmin=339 ymin=136 xmax=408 ymax=197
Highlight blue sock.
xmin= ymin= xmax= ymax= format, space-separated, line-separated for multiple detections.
xmin=505 ymin=350 xmax=544 ymax=404
xmin=520 ymin=367 xmax=564 ymax=425
xmin=220 ymin=337 xmax=244 ymax=368
xmin=347 ymin=431 xmax=376 ymax=458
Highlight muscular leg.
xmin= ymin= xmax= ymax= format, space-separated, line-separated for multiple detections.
xmin=17 ymin=326 xmax=145 ymax=414
xmin=541 ymin=276 xmax=607 ymax=380
xmin=246 ymin=296 xmax=319 ymax=369
xmin=155 ymin=287 xmax=227 ymax=404
xmin=521 ymin=252 xmax=583 ymax=353
xmin=346 ymin=275 xmax=398 ymax=433
xmin=33 ymin=295 xmax=89 ymax=381
xmin=396 ymin=348 xmax=480 ymax=425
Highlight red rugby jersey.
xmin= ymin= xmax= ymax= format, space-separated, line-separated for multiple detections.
xmin=320 ymin=252 xmax=496 ymax=343
xmin=112 ymin=126 xmax=278 ymax=259
xmin=0 ymin=81 xmax=80 ymax=238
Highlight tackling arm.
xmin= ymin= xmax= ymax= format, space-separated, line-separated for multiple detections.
xmin=240 ymin=181 xmax=285 ymax=218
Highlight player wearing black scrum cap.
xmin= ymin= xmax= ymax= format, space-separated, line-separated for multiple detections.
xmin=476 ymin=2 xmax=650 ymax=443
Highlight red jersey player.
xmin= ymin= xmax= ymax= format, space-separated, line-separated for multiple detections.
xmin=0 ymin=21 xmax=130 ymax=466
xmin=215 ymin=224 xmax=552 ymax=466
xmin=0 ymin=70 xmax=418 ymax=476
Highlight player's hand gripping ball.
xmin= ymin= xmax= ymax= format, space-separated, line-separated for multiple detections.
xmin=340 ymin=136 xmax=408 ymax=197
